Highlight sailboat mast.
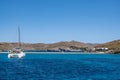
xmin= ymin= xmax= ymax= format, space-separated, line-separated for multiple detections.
xmin=18 ymin=26 xmax=21 ymax=48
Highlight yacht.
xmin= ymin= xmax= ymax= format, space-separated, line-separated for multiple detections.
xmin=8 ymin=27 xmax=25 ymax=58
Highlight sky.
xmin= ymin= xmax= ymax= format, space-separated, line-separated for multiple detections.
xmin=0 ymin=0 xmax=120 ymax=43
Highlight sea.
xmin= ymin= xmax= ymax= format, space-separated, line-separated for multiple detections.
xmin=0 ymin=52 xmax=120 ymax=80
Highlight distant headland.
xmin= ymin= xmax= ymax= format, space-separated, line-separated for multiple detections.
xmin=0 ymin=40 xmax=120 ymax=54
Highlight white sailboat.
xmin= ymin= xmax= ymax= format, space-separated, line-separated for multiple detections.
xmin=8 ymin=27 xmax=25 ymax=58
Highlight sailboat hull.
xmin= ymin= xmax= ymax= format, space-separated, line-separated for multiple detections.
xmin=8 ymin=52 xmax=25 ymax=58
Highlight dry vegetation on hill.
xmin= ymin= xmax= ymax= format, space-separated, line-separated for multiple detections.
xmin=95 ymin=40 xmax=120 ymax=53
xmin=0 ymin=40 xmax=120 ymax=54
xmin=0 ymin=41 xmax=92 ymax=50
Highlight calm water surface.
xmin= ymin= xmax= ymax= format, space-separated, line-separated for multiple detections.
xmin=0 ymin=52 xmax=120 ymax=80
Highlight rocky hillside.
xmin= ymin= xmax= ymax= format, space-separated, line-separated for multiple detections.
xmin=0 ymin=41 xmax=93 ymax=50
xmin=0 ymin=40 xmax=120 ymax=54
xmin=95 ymin=40 xmax=120 ymax=53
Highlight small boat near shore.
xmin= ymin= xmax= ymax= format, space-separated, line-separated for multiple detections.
xmin=8 ymin=26 xmax=25 ymax=58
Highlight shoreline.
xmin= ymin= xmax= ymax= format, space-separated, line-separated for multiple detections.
xmin=0 ymin=51 xmax=108 ymax=54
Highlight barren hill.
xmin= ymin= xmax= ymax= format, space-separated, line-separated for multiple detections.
xmin=95 ymin=40 xmax=120 ymax=53
xmin=0 ymin=40 xmax=120 ymax=54
xmin=0 ymin=41 xmax=93 ymax=50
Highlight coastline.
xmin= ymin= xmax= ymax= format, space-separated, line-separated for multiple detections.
xmin=0 ymin=51 xmax=108 ymax=54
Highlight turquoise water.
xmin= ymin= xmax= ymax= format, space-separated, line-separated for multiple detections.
xmin=0 ymin=52 xmax=120 ymax=80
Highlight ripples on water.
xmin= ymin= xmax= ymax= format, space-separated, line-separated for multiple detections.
xmin=0 ymin=53 xmax=120 ymax=80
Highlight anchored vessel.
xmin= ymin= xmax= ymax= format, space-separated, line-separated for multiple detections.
xmin=8 ymin=27 xmax=25 ymax=58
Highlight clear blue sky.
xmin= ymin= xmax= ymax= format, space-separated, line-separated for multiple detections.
xmin=0 ymin=0 xmax=120 ymax=43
